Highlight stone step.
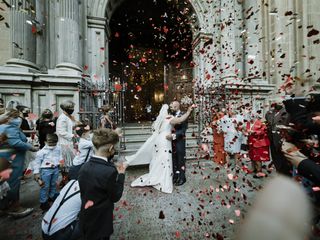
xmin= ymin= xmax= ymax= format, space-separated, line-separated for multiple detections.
xmin=117 ymin=123 xmax=209 ymax=165
xmin=123 ymin=130 xmax=200 ymax=137
xmin=121 ymin=124 xmax=199 ymax=134
xmin=119 ymin=146 xmax=213 ymax=161
xmin=117 ymin=152 xmax=214 ymax=165
xmin=119 ymin=144 xmax=200 ymax=153
xmin=122 ymin=136 xmax=201 ymax=143
xmin=119 ymin=140 xmax=210 ymax=151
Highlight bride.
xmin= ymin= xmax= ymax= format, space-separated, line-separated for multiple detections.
xmin=125 ymin=103 xmax=194 ymax=193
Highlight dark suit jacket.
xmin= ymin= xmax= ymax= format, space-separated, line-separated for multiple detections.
xmin=78 ymin=156 xmax=125 ymax=239
xmin=265 ymin=107 xmax=291 ymax=176
xmin=173 ymin=111 xmax=188 ymax=154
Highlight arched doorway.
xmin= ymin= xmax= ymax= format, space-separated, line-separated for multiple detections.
xmin=107 ymin=0 xmax=199 ymax=123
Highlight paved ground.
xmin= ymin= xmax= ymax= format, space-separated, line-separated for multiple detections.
xmin=0 ymin=159 xmax=273 ymax=240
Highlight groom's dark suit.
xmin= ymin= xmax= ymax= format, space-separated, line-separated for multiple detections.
xmin=172 ymin=111 xmax=188 ymax=185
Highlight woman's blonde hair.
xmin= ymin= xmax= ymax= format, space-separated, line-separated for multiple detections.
xmin=0 ymin=109 xmax=20 ymax=124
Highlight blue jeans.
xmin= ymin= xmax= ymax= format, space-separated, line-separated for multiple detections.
xmin=40 ymin=168 xmax=59 ymax=203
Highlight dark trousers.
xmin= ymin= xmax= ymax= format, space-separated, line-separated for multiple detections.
xmin=172 ymin=140 xmax=186 ymax=176
xmin=42 ymin=219 xmax=81 ymax=240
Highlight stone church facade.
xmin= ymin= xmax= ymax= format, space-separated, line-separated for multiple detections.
xmin=0 ymin=0 xmax=319 ymax=123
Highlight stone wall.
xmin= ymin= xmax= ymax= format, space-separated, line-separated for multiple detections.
xmin=0 ymin=3 xmax=10 ymax=66
xmin=0 ymin=0 xmax=319 ymax=124
xmin=261 ymin=0 xmax=320 ymax=98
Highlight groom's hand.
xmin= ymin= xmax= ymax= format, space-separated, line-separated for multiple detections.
xmin=116 ymin=162 xmax=127 ymax=174
xmin=166 ymin=134 xmax=176 ymax=140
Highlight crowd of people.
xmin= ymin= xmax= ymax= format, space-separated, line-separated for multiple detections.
xmin=209 ymin=106 xmax=271 ymax=178
xmin=1 ymin=93 xmax=320 ymax=239
xmin=0 ymin=98 xmax=124 ymax=239
xmin=0 ymin=96 xmax=198 ymax=239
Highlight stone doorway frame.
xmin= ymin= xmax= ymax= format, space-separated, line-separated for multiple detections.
xmin=86 ymin=0 xmax=212 ymax=126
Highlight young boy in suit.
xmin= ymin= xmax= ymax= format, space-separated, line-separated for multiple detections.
xmin=78 ymin=128 xmax=127 ymax=240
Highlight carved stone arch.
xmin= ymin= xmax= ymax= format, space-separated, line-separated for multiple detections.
xmin=89 ymin=0 xmax=205 ymax=32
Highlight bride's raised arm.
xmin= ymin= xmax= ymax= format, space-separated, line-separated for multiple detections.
xmin=170 ymin=105 xmax=195 ymax=125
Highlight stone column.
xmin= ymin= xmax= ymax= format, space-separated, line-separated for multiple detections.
xmin=86 ymin=16 xmax=108 ymax=107
xmin=243 ymin=0 xmax=265 ymax=83
xmin=55 ymin=0 xmax=81 ymax=71
xmin=6 ymin=0 xmax=38 ymax=70
xmin=298 ymin=0 xmax=320 ymax=92
xmin=220 ymin=0 xmax=237 ymax=83
xmin=36 ymin=0 xmax=46 ymax=71
xmin=87 ymin=16 xmax=108 ymax=79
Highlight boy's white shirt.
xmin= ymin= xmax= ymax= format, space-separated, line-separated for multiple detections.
xmin=72 ymin=138 xmax=94 ymax=166
xmin=33 ymin=145 xmax=63 ymax=174
xmin=42 ymin=180 xmax=81 ymax=235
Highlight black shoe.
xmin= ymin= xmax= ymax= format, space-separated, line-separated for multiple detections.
xmin=173 ymin=172 xmax=179 ymax=184
xmin=7 ymin=207 xmax=33 ymax=218
xmin=175 ymin=177 xmax=186 ymax=186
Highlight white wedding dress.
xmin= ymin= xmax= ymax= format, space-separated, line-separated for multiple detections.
xmin=126 ymin=105 xmax=173 ymax=193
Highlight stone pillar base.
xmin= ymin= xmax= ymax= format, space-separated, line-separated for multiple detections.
xmin=55 ymin=62 xmax=82 ymax=72
xmin=5 ymin=58 xmax=39 ymax=72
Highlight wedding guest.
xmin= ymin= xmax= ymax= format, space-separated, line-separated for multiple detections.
xmin=6 ymin=100 xmax=20 ymax=111
xmin=247 ymin=111 xmax=270 ymax=177
xmin=33 ymin=134 xmax=62 ymax=211
xmin=56 ymin=100 xmax=76 ymax=169
xmin=17 ymin=105 xmax=37 ymax=174
xmin=217 ymin=110 xmax=243 ymax=166
xmin=68 ymin=124 xmax=93 ymax=180
xmin=16 ymin=105 xmax=32 ymax=137
xmin=100 ymin=105 xmax=115 ymax=129
xmin=0 ymin=109 xmax=37 ymax=218
xmin=36 ymin=109 xmax=57 ymax=149
xmin=42 ymin=180 xmax=81 ymax=240
xmin=0 ymin=157 xmax=12 ymax=201
xmin=265 ymin=102 xmax=291 ymax=176
xmin=78 ymin=128 xmax=127 ymax=240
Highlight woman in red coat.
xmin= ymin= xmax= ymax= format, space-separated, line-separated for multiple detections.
xmin=247 ymin=114 xmax=270 ymax=177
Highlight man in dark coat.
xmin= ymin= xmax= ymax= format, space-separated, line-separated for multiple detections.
xmin=169 ymin=101 xmax=188 ymax=186
xmin=78 ymin=128 xmax=127 ymax=240
xmin=265 ymin=102 xmax=292 ymax=176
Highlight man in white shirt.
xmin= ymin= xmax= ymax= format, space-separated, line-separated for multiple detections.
xmin=42 ymin=180 xmax=81 ymax=240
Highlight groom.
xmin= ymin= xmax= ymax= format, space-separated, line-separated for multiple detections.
xmin=167 ymin=101 xmax=188 ymax=186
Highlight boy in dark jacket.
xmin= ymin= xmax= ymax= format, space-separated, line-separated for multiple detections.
xmin=78 ymin=128 xmax=127 ymax=240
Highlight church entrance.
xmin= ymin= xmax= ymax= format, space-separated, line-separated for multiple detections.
xmin=109 ymin=0 xmax=197 ymax=123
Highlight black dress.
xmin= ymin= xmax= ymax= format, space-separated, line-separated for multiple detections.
xmin=36 ymin=118 xmax=57 ymax=148
xmin=20 ymin=117 xmax=32 ymax=137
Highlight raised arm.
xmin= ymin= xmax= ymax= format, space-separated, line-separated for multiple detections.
xmin=170 ymin=105 xmax=195 ymax=125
